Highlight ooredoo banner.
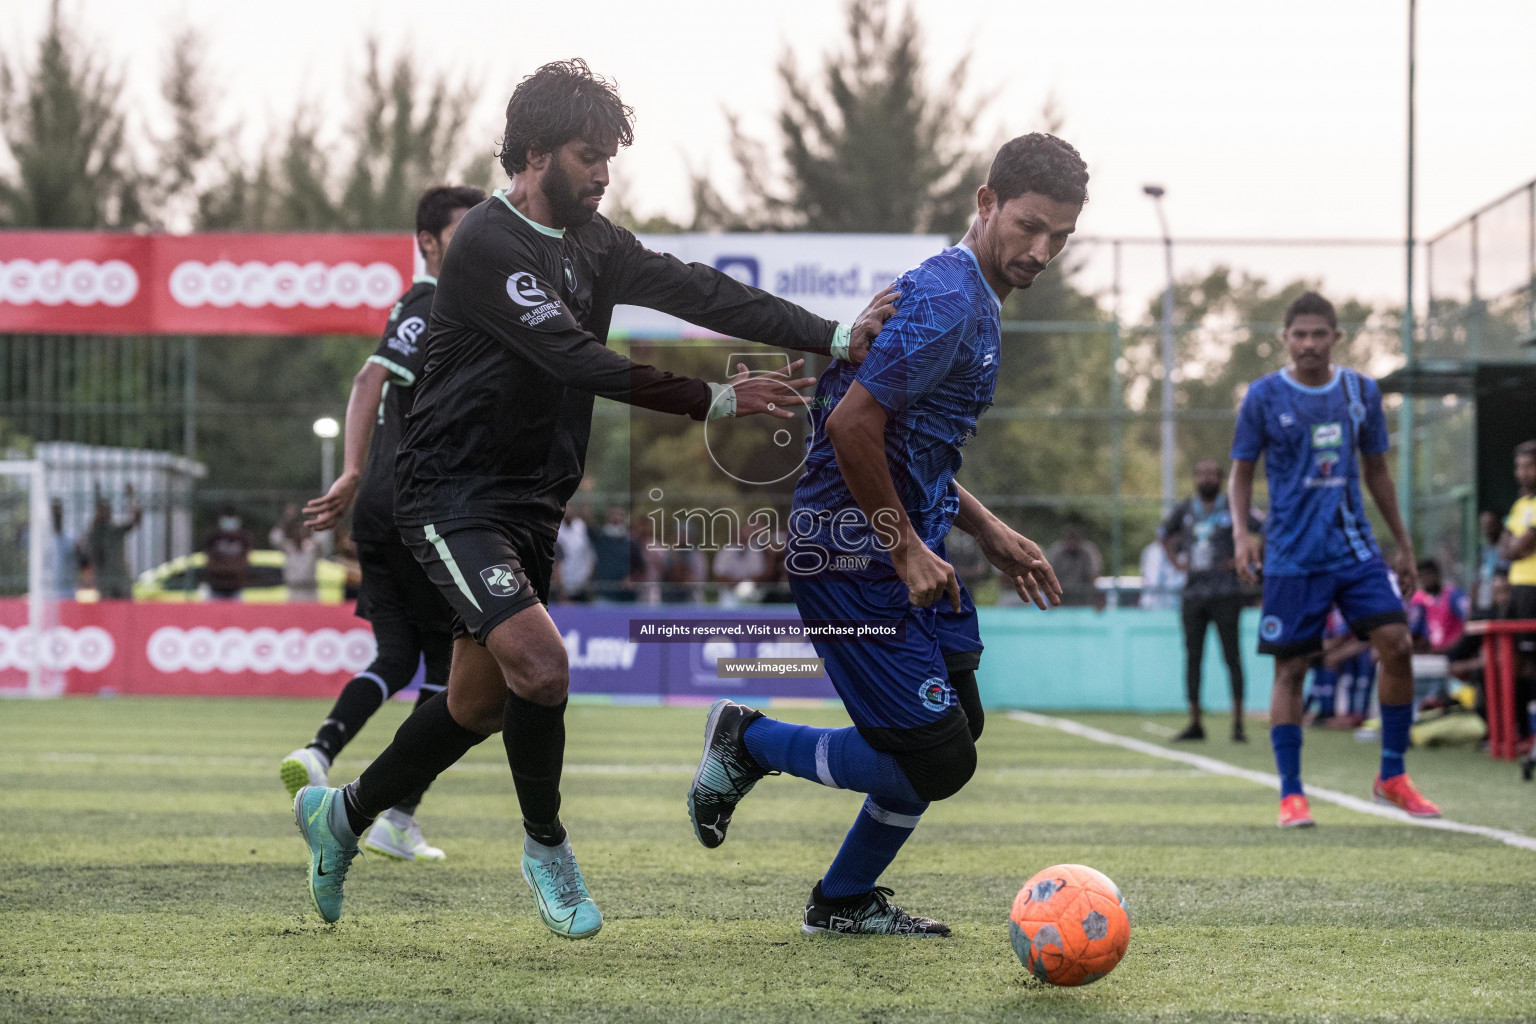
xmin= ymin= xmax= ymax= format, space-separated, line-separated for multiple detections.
xmin=0 ymin=232 xmax=414 ymax=337
xmin=0 ymin=600 xmax=836 ymax=701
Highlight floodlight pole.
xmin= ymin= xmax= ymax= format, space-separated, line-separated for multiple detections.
xmin=1144 ymin=185 xmax=1177 ymax=514
xmin=1398 ymin=0 xmax=1417 ymax=540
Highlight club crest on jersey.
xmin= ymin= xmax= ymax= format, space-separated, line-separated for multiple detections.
xmin=918 ymin=677 xmax=951 ymax=713
xmin=480 ymin=564 xmax=521 ymax=598
xmin=1314 ymin=450 xmax=1340 ymax=477
xmin=1312 ymin=422 xmax=1342 ymax=448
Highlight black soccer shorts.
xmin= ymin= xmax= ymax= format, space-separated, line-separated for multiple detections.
xmin=399 ymin=518 xmax=556 ymax=644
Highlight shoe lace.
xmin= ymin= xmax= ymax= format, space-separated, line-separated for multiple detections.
xmin=712 ymin=742 xmax=769 ymax=802
xmin=539 ymin=857 xmax=589 ymax=910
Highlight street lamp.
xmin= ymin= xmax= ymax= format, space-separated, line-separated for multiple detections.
xmin=1143 ymin=184 xmax=1176 ymax=514
xmin=312 ymin=417 xmax=339 ymax=494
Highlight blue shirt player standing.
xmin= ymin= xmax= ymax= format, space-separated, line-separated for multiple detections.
xmin=1230 ymin=291 xmax=1441 ymax=827
xmin=686 ymin=134 xmax=1087 ymax=935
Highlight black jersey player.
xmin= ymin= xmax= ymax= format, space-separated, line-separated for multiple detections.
xmin=283 ymin=185 xmax=486 ymax=861
xmin=292 ymin=60 xmax=898 ymax=934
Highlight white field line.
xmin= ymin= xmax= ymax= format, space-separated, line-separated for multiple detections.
xmin=1007 ymin=710 xmax=1536 ymax=854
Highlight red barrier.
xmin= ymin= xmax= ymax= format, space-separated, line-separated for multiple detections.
xmin=1464 ymin=618 xmax=1536 ymax=760
xmin=0 ymin=600 xmax=373 ymax=698
xmin=0 ymin=232 xmax=414 ymax=336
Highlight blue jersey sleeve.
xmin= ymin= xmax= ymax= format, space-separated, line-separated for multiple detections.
xmin=1358 ymin=376 xmax=1389 ymax=456
xmin=854 ymin=268 xmax=970 ymax=414
xmin=1231 ymin=381 xmax=1266 ymax=461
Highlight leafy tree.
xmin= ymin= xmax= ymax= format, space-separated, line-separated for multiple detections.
xmin=692 ymin=0 xmax=988 ymax=234
xmin=0 ymin=0 xmax=142 ymax=228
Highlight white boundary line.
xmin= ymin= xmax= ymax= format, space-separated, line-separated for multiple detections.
xmin=1007 ymin=710 xmax=1536 ymax=853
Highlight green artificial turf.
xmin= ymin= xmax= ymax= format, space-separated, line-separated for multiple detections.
xmin=2 ymin=697 xmax=1533 ymax=1023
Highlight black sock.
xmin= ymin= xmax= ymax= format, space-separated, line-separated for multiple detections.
xmin=504 ymin=692 xmax=567 ymax=840
xmin=523 ymin=816 xmax=567 ymax=847
xmin=350 ymin=690 xmax=488 ymax=827
xmin=391 ymin=688 xmax=443 ymax=815
xmin=310 ymin=674 xmax=390 ymax=760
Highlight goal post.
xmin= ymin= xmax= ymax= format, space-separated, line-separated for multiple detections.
xmin=0 ymin=460 xmax=61 ymax=698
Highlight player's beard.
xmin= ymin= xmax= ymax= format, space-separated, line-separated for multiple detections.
xmin=1197 ymin=482 xmax=1220 ymax=501
xmin=542 ymin=158 xmax=600 ymax=228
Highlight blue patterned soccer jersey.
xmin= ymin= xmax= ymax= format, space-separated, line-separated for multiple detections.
xmin=1230 ymin=367 xmax=1389 ymax=576
xmin=789 ymin=245 xmax=1000 ymax=567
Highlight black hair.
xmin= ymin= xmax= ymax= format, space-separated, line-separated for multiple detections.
xmin=1417 ymin=558 xmax=1440 ymax=574
xmin=415 ymin=185 xmax=486 ymax=239
xmin=985 ymin=133 xmax=1089 ymax=207
xmin=497 ymin=59 xmax=635 ymax=178
xmin=1284 ymin=291 xmax=1337 ymax=329
xmin=1515 ymin=439 xmax=1536 ymax=462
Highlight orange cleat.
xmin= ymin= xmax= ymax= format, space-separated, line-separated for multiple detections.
xmin=1372 ymin=774 xmax=1441 ymax=818
xmin=1278 ymin=793 xmax=1315 ymax=828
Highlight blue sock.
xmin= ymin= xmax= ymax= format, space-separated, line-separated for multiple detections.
xmin=1379 ymin=702 xmax=1412 ymax=780
xmin=821 ymin=794 xmax=929 ymax=900
xmin=744 ymin=718 xmax=921 ymax=805
xmin=1270 ymin=724 xmax=1304 ymax=798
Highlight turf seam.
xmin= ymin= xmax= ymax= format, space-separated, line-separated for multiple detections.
xmin=1007 ymin=711 xmax=1536 ymax=853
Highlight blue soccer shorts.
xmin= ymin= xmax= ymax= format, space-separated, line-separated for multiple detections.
xmin=789 ymin=558 xmax=982 ymax=752
xmin=1258 ymin=556 xmax=1407 ymax=658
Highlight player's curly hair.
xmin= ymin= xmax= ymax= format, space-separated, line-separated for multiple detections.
xmin=986 ymin=133 xmax=1089 ymax=207
xmin=1284 ymin=291 xmax=1338 ymax=329
xmin=497 ymin=59 xmax=635 ymax=177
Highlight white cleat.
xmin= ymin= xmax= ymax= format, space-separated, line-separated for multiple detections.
xmin=364 ymin=809 xmax=446 ymax=861
xmin=280 ymin=747 xmax=330 ymax=799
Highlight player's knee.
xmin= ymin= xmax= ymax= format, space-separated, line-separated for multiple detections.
xmin=507 ymin=644 xmax=570 ymax=705
xmin=1374 ymin=627 xmax=1413 ymax=668
xmin=893 ymin=731 xmax=977 ymax=803
xmin=446 ymin=689 xmax=504 ymax=735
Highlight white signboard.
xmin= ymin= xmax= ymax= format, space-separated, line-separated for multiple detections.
xmin=613 ymin=233 xmax=950 ymax=337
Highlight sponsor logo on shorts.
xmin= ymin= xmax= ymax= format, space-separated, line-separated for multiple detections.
xmin=480 ymin=564 xmax=522 ymax=598
xmin=1312 ymin=422 xmax=1342 ymax=447
xmin=918 ymin=676 xmax=951 ymax=713
xmin=1260 ymin=615 xmax=1284 ymax=642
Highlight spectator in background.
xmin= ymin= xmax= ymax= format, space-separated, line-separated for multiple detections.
xmin=1046 ymin=518 xmax=1103 ymax=608
xmin=1407 ymin=559 xmax=1469 ymax=654
xmin=47 ymin=499 xmax=83 ymax=600
xmin=84 ymin=485 xmax=142 ymax=599
xmin=555 ymin=508 xmax=595 ymax=602
xmin=590 ymin=505 xmax=640 ymax=602
xmin=661 ymin=518 xmax=710 ymax=604
xmin=204 ymin=506 xmax=254 ymax=600
xmin=1160 ymin=459 xmax=1262 ymax=742
xmin=1475 ymin=510 xmax=1507 ymax=613
xmin=270 ymin=504 xmax=320 ymax=602
xmin=1497 ymin=440 xmax=1536 ymax=742
xmin=1447 ymin=572 xmax=1513 ymax=727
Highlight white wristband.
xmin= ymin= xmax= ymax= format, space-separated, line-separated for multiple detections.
xmin=707 ymin=381 xmax=737 ymax=420
xmin=830 ymin=323 xmax=852 ymax=361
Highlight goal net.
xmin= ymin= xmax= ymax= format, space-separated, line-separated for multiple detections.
xmin=0 ymin=460 xmax=62 ymax=698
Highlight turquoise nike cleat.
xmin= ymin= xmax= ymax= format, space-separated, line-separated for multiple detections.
xmin=294 ymin=786 xmax=361 ymax=923
xmin=520 ymin=834 xmax=603 ymax=939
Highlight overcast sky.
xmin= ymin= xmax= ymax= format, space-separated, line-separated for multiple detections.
xmin=7 ymin=0 xmax=1535 ymax=309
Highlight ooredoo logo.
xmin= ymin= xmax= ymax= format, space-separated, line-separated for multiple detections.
xmin=0 ymin=625 xmax=115 ymax=672
xmin=506 ymin=271 xmax=549 ymax=307
xmin=0 ymin=259 xmax=139 ymax=308
xmin=167 ymin=260 xmax=402 ymax=310
xmin=145 ymin=626 xmax=375 ymax=675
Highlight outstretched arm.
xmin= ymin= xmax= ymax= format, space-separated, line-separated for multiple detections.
xmin=305 ymin=360 xmax=388 ymax=530
xmin=953 ymin=482 xmax=1061 ymax=609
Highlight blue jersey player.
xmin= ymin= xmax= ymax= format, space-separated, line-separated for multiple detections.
xmin=1230 ymin=291 xmax=1441 ymax=827
xmin=686 ymin=134 xmax=1086 ymax=935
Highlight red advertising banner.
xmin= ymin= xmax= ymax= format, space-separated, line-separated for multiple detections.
xmin=0 ymin=232 xmax=415 ymax=337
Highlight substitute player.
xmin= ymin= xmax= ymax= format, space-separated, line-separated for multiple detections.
xmin=686 ymin=134 xmax=1084 ymax=935
xmin=293 ymin=59 xmax=898 ymax=934
xmin=280 ymin=185 xmax=484 ymax=861
xmin=1230 ymin=291 xmax=1440 ymax=827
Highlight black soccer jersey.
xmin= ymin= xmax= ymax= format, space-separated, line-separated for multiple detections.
xmin=395 ymin=191 xmax=843 ymax=528
xmin=351 ymin=277 xmax=436 ymax=544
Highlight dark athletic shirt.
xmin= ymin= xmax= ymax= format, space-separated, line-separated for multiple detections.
xmin=395 ymin=192 xmax=841 ymax=530
xmin=351 ymin=278 xmax=436 ymax=544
